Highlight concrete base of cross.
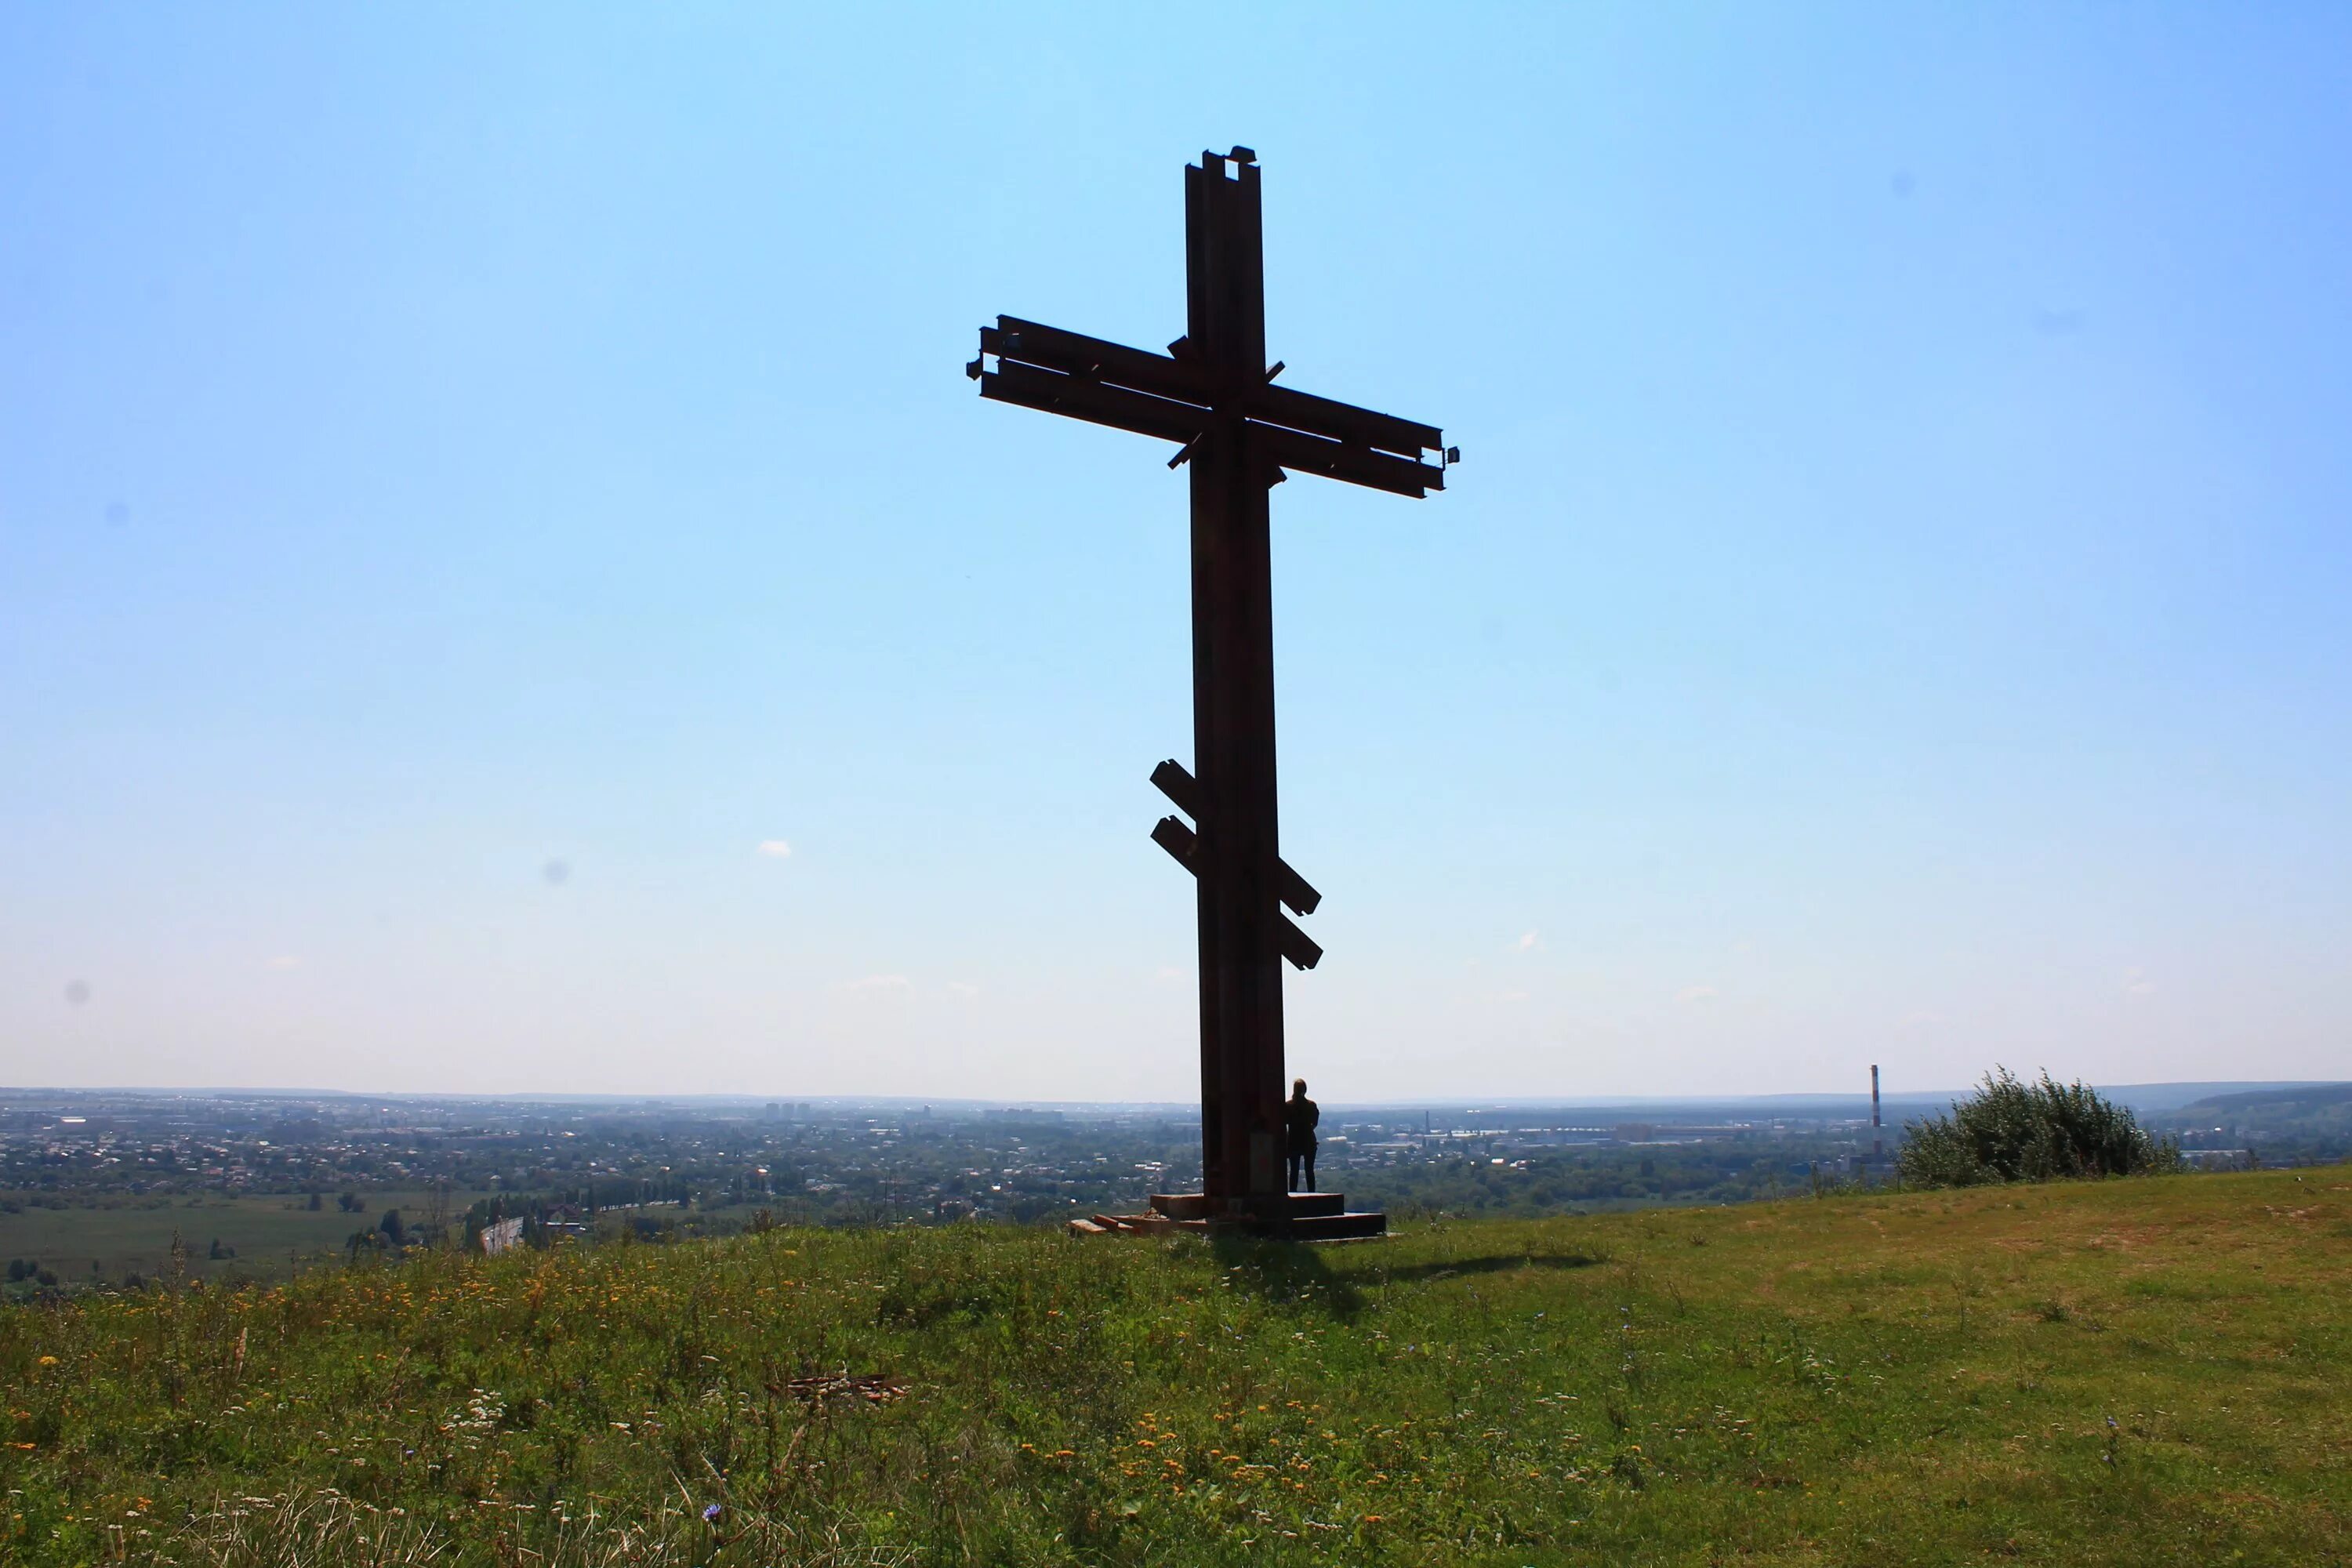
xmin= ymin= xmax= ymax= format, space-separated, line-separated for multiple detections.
xmin=1069 ymin=1191 xmax=1385 ymax=1241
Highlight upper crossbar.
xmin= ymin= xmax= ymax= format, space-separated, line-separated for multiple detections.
xmin=975 ymin=314 xmax=1447 ymax=497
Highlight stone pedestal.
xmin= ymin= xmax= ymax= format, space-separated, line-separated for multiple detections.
xmin=1070 ymin=1191 xmax=1385 ymax=1241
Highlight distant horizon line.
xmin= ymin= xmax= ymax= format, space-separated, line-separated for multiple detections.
xmin=2 ymin=1079 xmax=2339 ymax=1110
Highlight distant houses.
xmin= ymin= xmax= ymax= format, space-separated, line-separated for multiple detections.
xmin=477 ymin=1214 xmax=588 ymax=1254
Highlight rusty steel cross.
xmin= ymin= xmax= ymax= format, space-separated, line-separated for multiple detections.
xmin=967 ymin=147 xmax=1453 ymax=1221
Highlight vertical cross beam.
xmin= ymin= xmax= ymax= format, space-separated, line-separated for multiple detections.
xmin=968 ymin=147 xmax=1449 ymax=1229
xmin=1185 ymin=152 xmax=1286 ymax=1216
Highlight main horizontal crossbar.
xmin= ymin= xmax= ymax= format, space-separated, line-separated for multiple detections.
xmin=978 ymin=361 xmax=1201 ymax=446
xmin=984 ymin=319 xmax=1214 ymax=408
xmin=991 ymin=317 xmax=1442 ymax=459
xmin=975 ymin=315 xmax=1447 ymax=498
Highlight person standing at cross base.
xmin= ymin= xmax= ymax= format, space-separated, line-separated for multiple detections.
xmin=1286 ymin=1079 xmax=1320 ymax=1192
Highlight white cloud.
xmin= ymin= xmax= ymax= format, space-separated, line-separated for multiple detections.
xmin=946 ymin=981 xmax=980 ymax=998
xmin=1675 ymin=982 xmax=1719 ymax=1004
xmin=2123 ymin=967 xmax=2156 ymax=997
xmin=840 ymin=973 xmax=911 ymax=993
xmin=1497 ymin=989 xmax=1530 ymax=1004
xmin=754 ymin=840 xmax=793 ymax=858
xmin=264 ymin=955 xmax=302 ymax=971
xmin=1512 ymin=930 xmax=1540 ymax=953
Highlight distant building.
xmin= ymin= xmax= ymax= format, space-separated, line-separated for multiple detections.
xmin=480 ymin=1217 xmax=525 ymax=1257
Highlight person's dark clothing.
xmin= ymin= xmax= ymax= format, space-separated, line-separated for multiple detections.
xmin=1285 ymin=1094 xmax=1319 ymax=1153
xmin=1285 ymin=1094 xmax=1319 ymax=1192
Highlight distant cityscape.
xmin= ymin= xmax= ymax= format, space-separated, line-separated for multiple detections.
xmin=2 ymin=1081 xmax=2341 ymax=1295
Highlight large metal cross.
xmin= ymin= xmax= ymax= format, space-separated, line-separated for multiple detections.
xmin=968 ymin=147 xmax=1453 ymax=1221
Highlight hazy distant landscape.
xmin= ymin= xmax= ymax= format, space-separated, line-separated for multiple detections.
xmin=4 ymin=1081 xmax=2343 ymax=1297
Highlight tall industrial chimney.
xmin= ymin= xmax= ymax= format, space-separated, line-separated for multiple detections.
xmin=1871 ymin=1064 xmax=1883 ymax=1159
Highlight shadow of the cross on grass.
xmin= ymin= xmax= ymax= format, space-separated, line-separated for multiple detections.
xmin=1204 ymin=1232 xmax=1368 ymax=1319
xmin=1204 ymin=1235 xmax=1606 ymax=1323
xmin=1374 ymin=1252 xmax=1608 ymax=1284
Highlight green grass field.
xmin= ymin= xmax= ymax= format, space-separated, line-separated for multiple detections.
xmin=0 ymin=1193 xmax=490 ymax=1287
xmin=2 ymin=1170 xmax=2345 ymax=1565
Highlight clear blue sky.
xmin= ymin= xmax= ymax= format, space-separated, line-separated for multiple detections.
xmin=5 ymin=5 xmax=2347 ymax=1100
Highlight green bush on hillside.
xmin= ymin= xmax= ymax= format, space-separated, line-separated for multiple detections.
xmin=1898 ymin=1068 xmax=2180 ymax=1188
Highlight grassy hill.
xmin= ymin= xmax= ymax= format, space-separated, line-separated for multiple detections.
xmin=0 ymin=1191 xmax=494 ymax=1290
xmin=2 ymin=1171 xmax=2345 ymax=1566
